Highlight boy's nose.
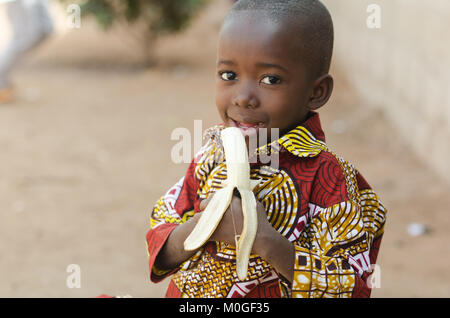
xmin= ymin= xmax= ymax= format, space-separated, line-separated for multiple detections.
xmin=232 ymin=87 xmax=259 ymax=109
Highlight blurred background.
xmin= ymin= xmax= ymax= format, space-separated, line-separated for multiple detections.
xmin=0 ymin=0 xmax=448 ymax=297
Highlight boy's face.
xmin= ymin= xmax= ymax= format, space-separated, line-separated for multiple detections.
xmin=215 ymin=14 xmax=318 ymax=145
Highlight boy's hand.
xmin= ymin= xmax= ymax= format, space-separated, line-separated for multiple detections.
xmin=199 ymin=191 xmax=278 ymax=252
xmin=201 ymin=191 xmax=245 ymax=246
xmin=199 ymin=190 xmax=295 ymax=282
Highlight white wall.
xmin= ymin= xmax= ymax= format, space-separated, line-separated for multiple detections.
xmin=323 ymin=0 xmax=450 ymax=182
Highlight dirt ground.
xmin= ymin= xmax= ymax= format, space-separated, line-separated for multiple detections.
xmin=0 ymin=1 xmax=449 ymax=298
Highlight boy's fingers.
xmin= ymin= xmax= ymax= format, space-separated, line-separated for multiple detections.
xmin=200 ymin=188 xmax=243 ymax=211
xmin=199 ymin=194 xmax=214 ymax=211
xmin=256 ymin=199 xmax=265 ymax=209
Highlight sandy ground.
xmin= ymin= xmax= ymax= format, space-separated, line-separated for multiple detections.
xmin=0 ymin=1 xmax=449 ymax=298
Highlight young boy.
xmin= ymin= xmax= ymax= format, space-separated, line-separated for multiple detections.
xmin=146 ymin=0 xmax=387 ymax=298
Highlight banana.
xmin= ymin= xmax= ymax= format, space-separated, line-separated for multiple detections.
xmin=184 ymin=127 xmax=259 ymax=281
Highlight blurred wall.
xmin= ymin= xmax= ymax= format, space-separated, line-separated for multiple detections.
xmin=323 ymin=0 xmax=450 ymax=182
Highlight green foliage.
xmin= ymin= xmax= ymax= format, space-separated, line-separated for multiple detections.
xmin=60 ymin=0 xmax=208 ymax=65
xmin=65 ymin=0 xmax=208 ymax=33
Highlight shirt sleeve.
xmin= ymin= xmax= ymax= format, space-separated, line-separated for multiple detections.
xmin=292 ymin=155 xmax=387 ymax=298
xmin=145 ymin=138 xmax=218 ymax=283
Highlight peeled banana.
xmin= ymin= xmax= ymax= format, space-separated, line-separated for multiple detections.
xmin=184 ymin=127 xmax=259 ymax=281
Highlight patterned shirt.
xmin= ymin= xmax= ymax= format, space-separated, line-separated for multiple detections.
xmin=146 ymin=111 xmax=387 ymax=298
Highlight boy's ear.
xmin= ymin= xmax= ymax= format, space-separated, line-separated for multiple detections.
xmin=307 ymin=74 xmax=333 ymax=110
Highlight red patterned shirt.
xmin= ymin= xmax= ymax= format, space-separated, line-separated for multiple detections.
xmin=146 ymin=111 xmax=387 ymax=298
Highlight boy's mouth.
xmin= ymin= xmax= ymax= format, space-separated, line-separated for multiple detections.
xmin=230 ymin=118 xmax=264 ymax=135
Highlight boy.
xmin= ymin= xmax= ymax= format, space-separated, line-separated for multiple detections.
xmin=146 ymin=0 xmax=387 ymax=298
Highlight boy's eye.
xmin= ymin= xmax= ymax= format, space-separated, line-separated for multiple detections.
xmin=261 ymin=75 xmax=281 ymax=85
xmin=219 ymin=71 xmax=237 ymax=81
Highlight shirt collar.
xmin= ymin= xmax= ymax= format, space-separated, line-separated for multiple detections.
xmin=274 ymin=111 xmax=327 ymax=158
xmin=205 ymin=111 xmax=327 ymax=160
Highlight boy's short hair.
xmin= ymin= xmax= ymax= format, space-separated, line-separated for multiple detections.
xmin=224 ymin=0 xmax=334 ymax=78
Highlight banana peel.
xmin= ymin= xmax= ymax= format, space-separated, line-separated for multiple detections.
xmin=184 ymin=127 xmax=259 ymax=280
